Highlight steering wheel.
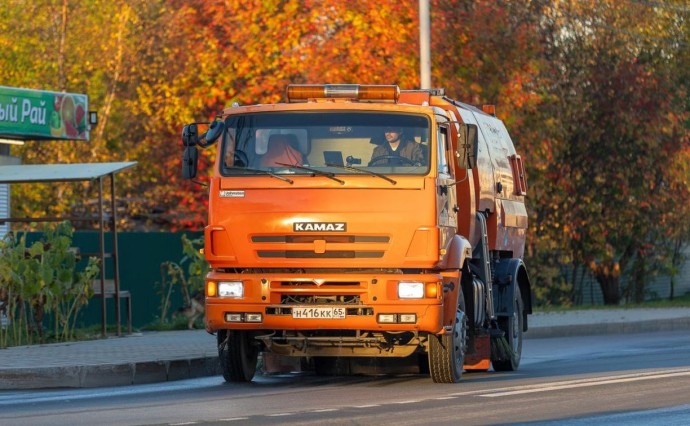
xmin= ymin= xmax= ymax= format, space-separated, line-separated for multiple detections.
xmin=368 ymin=155 xmax=418 ymax=166
xmin=233 ymin=150 xmax=249 ymax=167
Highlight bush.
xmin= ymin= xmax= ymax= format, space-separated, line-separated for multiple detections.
xmin=0 ymin=222 xmax=99 ymax=348
xmin=155 ymin=234 xmax=208 ymax=326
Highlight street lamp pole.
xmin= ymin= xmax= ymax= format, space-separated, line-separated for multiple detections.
xmin=419 ymin=0 xmax=431 ymax=89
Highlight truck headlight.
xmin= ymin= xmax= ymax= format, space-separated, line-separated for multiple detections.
xmin=398 ymin=281 xmax=424 ymax=299
xmin=218 ymin=281 xmax=243 ymax=298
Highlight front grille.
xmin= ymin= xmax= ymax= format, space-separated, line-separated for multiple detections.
xmin=265 ymin=306 xmax=374 ymax=316
xmin=252 ymin=235 xmax=389 ymax=243
xmin=281 ymin=294 xmax=360 ymax=304
xmin=258 ymin=250 xmax=384 ymax=258
xmin=278 ymin=281 xmax=360 ymax=287
xmin=252 ymin=234 xmax=389 ymax=259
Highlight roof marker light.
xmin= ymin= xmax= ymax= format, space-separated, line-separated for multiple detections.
xmin=287 ymin=84 xmax=400 ymax=102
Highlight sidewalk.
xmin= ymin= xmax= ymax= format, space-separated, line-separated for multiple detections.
xmin=527 ymin=307 xmax=690 ymax=338
xmin=1 ymin=307 xmax=689 ymax=390
xmin=0 ymin=330 xmax=219 ymax=390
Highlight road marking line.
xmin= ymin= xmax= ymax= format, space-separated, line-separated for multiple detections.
xmin=446 ymin=367 xmax=690 ymax=399
xmin=353 ymin=404 xmax=380 ymax=408
xmin=267 ymin=413 xmax=295 ymax=417
xmin=217 ymin=418 xmax=249 ymax=422
xmin=312 ymin=408 xmax=338 ymax=413
xmin=480 ymin=370 xmax=690 ymax=397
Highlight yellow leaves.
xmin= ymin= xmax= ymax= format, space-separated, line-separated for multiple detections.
xmin=2 ymin=0 xmax=685 ymax=240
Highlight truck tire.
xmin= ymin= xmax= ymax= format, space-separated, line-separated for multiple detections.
xmin=428 ymin=290 xmax=468 ymax=383
xmin=492 ymin=286 xmax=524 ymax=371
xmin=219 ymin=330 xmax=258 ymax=382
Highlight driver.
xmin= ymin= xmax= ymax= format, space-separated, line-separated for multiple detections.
xmin=370 ymin=127 xmax=425 ymax=166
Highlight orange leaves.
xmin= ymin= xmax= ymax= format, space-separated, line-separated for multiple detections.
xmin=296 ymin=1 xmax=419 ymax=87
xmin=2 ymin=0 xmax=688 ymax=248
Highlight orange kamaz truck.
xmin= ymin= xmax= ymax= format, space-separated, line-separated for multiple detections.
xmin=182 ymin=84 xmax=532 ymax=383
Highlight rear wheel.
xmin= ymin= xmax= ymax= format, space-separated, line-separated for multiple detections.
xmin=492 ymin=286 xmax=524 ymax=371
xmin=218 ymin=330 xmax=259 ymax=382
xmin=428 ymin=291 xmax=468 ymax=383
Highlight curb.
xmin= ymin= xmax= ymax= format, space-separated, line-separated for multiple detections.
xmin=0 ymin=357 xmax=220 ymax=390
xmin=526 ymin=317 xmax=690 ymax=339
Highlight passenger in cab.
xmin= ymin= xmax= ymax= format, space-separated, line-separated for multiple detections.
xmin=259 ymin=134 xmax=305 ymax=167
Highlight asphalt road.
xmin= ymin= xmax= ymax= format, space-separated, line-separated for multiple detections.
xmin=2 ymin=330 xmax=690 ymax=425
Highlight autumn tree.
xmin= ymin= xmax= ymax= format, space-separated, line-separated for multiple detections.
xmin=534 ymin=0 xmax=690 ymax=304
xmin=2 ymin=0 xmax=689 ymax=308
xmin=0 ymin=0 xmax=140 ymax=224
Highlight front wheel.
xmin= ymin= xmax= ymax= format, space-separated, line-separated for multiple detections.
xmin=428 ymin=291 xmax=468 ymax=383
xmin=218 ymin=330 xmax=259 ymax=382
xmin=492 ymin=286 xmax=524 ymax=371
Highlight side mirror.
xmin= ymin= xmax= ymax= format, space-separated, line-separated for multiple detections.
xmin=456 ymin=123 xmax=478 ymax=169
xmin=182 ymin=124 xmax=199 ymax=147
xmin=182 ymin=146 xmax=199 ymax=179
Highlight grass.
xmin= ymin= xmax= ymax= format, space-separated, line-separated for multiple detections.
xmin=628 ymin=292 xmax=690 ymax=308
xmin=534 ymin=292 xmax=690 ymax=313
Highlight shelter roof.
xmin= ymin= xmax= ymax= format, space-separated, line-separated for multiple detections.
xmin=0 ymin=162 xmax=137 ymax=184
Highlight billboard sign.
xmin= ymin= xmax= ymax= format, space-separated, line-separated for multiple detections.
xmin=0 ymin=86 xmax=89 ymax=141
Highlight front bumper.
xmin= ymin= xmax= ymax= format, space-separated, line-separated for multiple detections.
xmin=205 ymin=271 xmax=446 ymax=334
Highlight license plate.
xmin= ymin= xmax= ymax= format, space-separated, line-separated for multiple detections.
xmin=292 ymin=307 xmax=346 ymax=319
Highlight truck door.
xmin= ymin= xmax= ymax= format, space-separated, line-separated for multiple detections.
xmin=436 ymin=120 xmax=457 ymax=247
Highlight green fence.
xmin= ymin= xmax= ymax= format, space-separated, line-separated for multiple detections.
xmin=26 ymin=231 xmax=203 ymax=330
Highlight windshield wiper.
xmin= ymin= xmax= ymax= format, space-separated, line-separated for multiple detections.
xmin=326 ymin=163 xmax=397 ymax=185
xmin=275 ymin=163 xmax=345 ymax=185
xmin=233 ymin=167 xmax=294 ymax=184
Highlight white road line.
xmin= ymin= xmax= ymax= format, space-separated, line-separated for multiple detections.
xmin=267 ymin=412 xmax=295 ymax=417
xmin=312 ymin=408 xmax=339 ymax=413
xmin=480 ymin=370 xmax=690 ymax=397
xmin=393 ymin=400 xmax=422 ymax=404
xmin=217 ymin=418 xmax=249 ymax=422
xmin=445 ymin=367 xmax=690 ymax=399
xmin=353 ymin=404 xmax=381 ymax=408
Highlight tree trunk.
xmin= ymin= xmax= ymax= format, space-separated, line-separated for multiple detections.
xmin=631 ymin=253 xmax=646 ymax=304
xmin=590 ymin=258 xmax=622 ymax=305
xmin=596 ymin=274 xmax=621 ymax=305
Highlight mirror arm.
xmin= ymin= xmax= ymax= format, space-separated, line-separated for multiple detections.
xmin=197 ymin=132 xmax=212 ymax=148
xmin=182 ymin=121 xmax=224 ymax=148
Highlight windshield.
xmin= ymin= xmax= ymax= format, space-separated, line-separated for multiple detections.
xmin=220 ymin=112 xmax=430 ymax=176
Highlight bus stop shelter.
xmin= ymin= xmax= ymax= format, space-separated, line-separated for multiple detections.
xmin=0 ymin=161 xmax=137 ymax=336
